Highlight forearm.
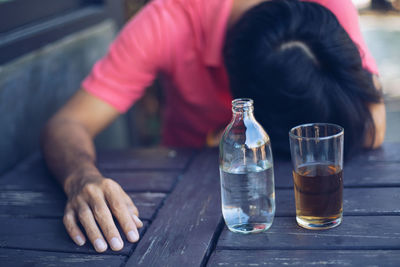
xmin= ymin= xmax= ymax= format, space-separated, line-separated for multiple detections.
xmin=41 ymin=116 xmax=101 ymax=193
xmin=367 ymin=101 xmax=386 ymax=149
xmin=365 ymin=75 xmax=386 ymax=149
xmin=39 ymin=89 xmax=142 ymax=252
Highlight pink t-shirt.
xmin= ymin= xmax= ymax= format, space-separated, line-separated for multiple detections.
xmin=83 ymin=0 xmax=378 ymax=148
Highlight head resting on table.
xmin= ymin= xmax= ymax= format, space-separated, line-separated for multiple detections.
xmin=224 ymin=0 xmax=382 ymax=157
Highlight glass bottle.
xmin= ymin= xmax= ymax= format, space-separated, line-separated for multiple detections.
xmin=219 ymin=98 xmax=275 ymax=234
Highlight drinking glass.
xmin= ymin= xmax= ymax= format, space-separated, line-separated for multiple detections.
xmin=289 ymin=123 xmax=344 ymax=229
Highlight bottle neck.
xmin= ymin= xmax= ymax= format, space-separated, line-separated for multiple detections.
xmin=232 ymin=98 xmax=255 ymax=121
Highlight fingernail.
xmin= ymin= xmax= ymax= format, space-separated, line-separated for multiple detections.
xmin=128 ymin=230 xmax=139 ymax=242
xmin=94 ymin=238 xmax=107 ymax=252
xmin=74 ymin=235 xmax=85 ymax=246
xmin=132 ymin=214 xmax=143 ymax=226
xmin=110 ymin=237 xmax=123 ymax=250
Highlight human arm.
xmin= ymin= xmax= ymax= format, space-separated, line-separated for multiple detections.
xmin=365 ymin=75 xmax=386 ymax=148
xmin=368 ymin=101 xmax=386 ymax=148
xmin=39 ymin=0 xmax=183 ymax=252
xmin=41 ymin=89 xmax=143 ymax=252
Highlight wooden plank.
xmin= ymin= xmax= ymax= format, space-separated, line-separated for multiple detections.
xmin=0 ymin=190 xmax=65 ymax=217
xmin=217 ymin=216 xmax=400 ymax=250
xmin=0 ymin=167 xmax=179 ymax=194
xmin=274 ymin=161 xmax=400 ymax=189
xmin=130 ymin=192 xmax=166 ymax=220
xmin=0 ymin=164 xmax=180 ymax=194
xmin=342 ymin=161 xmax=400 ymax=187
xmin=103 ymin=171 xmax=181 ymax=193
xmin=0 ymin=151 xmax=184 ymax=192
xmin=275 ymin=187 xmax=400 ymax=216
xmin=0 ymin=218 xmax=148 ymax=255
xmin=208 ymin=250 xmax=400 ymax=266
xmin=351 ymin=142 xmax=400 ymax=163
xmin=0 ymin=163 xmax=180 ymax=194
xmin=0 ymin=152 xmax=59 ymax=191
xmin=97 ymin=148 xmax=196 ymax=171
xmin=126 ymin=149 xmax=223 ymax=267
xmin=0 ymin=248 xmax=125 ymax=267
xmin=0 ymin=190 xmax=165 ymax=221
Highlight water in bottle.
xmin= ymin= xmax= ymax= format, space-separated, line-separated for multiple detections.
xmin=220 ymin=161 xmax=275 ymax=233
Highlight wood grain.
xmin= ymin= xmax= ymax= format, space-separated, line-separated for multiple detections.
xmin=0 ymin=190 xmax=165 ymax=220
xmin=1 ymin=146 xmax=399 ymax=265
xmin=0 ymin=152 xmax=59 ymax=191
xmin=0 ymin=248 xmax=125 ymax=267
xmin=218 ymin=216 xmax=400 ymax=250
xmin=275 ymin=187 xmax=400 ymax=216
xmin=208 ymin=250 xmax=400 ymax=266
xmin=126 ymin=148 xmax=223 ymax=267
xmin=351 ymin=142 xmax=400 ymax=163
xmin=0 ymin=152 xmax=183 ymax=192
xmin=103 ymin=170 xmax=181 ymax=193
xmin=97 ymin=147 xmax=196 ymax=171
xmin=0 ymin=218 xmax=148 ymax=255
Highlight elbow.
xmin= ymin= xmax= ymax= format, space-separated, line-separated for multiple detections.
xmin=40 ymin=113 xmax=70 ymax=149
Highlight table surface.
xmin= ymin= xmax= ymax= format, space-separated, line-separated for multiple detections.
xmin=1 ymin=144 xmax=400 ymax=266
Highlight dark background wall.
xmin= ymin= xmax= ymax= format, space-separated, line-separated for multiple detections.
xmin=0 ymin=0 xmax=132 ymax=175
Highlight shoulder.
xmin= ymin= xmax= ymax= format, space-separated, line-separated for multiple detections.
xmin=302 ymin=0 xmax=358 ymax=24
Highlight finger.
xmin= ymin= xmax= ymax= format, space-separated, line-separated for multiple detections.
xmin=124 ymin=194 xmax=139 ymax=216
xmin=77 ymin=203 xmax=108 ymax=253
xmin=124 ymin=195 xmax=143 ymax=228
xmin=132 ymin=214 xmax=144 ymax=228
xmin=89 ymin=195 xmax=124 ymax=251
xmin=105 ymin=191 xmax=140 ymax=242
xmin=63 ymin=204 xmax=86 ymax=246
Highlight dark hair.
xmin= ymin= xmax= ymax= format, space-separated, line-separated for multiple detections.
xmin=224 ymin=0 xmax=382 ymax=157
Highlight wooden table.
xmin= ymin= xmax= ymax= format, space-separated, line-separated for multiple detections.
xmin=1 ymin=144 xmax=400 ymax=266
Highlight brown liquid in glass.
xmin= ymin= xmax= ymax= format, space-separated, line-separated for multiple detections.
xmin=293 ymin=163 xmax=343 ymax=224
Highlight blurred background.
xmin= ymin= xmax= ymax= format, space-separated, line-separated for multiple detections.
xmin=0 ymin=0 xmax=399 ymax=175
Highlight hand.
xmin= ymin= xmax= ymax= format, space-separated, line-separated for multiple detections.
xmin=62 ymin=170 xmax=143 ymax=252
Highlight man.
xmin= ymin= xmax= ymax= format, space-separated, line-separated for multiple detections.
xmin=41 ymin=0 xmax=386 ymax=252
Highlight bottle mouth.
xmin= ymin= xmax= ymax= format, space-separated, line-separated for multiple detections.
xmin=232 ymin=98 xmax=254 ymax=111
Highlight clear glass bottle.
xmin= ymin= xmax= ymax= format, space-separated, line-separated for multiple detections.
xmin=219 ymin=98 xmax=275 ymax=234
